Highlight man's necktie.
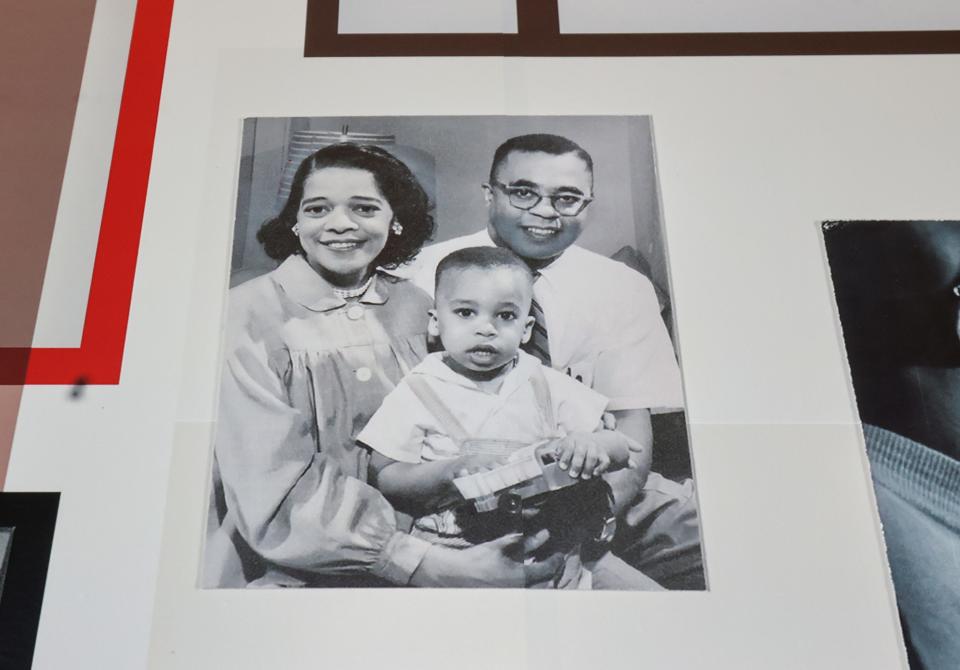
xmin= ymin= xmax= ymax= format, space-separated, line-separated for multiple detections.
xmin=524 ymin=283 xmax=551 ymax=366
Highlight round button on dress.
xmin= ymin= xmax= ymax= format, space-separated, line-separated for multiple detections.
xmin=355 ymin=367 xmax=372 ymax=382
xmin=346 ymin=305 xmax=365 ymax=321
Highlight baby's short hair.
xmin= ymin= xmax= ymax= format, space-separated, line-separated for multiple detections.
xmin=434 ymin=246 xmax=534 ymax=295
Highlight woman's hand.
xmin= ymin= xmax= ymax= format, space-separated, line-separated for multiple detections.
xmin=409 ymin=529 xmax=564 ymax=588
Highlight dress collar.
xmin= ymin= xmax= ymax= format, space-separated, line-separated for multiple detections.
xmin=273 ymin=254 xmax=389 ymax=312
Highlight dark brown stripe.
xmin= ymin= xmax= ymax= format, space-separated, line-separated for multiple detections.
xmin=517 ymin=0 xmax=559 ymax=37
xmin=305 ymin=1 xmax=960 ymax=57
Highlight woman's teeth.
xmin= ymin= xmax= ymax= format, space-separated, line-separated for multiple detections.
xmin=324 ymin=240 xmax=362 ymax=250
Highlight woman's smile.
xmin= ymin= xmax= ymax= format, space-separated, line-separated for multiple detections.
xmin=321 ymin=238 xmax=366 ymax=251
xmin=295 ymin=167 xmax=394 ymax=289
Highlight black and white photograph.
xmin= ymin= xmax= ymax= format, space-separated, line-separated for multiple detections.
xmin=0 ymin=493 xmax=59 ymax=670
xmin=203 ymin=116 xmax=705 ymax=590
xmin=824 ymin=221 xmax=960 ymax=669
xmin=0 ymin=528 xmax=12 ymax=597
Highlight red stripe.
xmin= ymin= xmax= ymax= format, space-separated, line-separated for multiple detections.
xmin=0 ymin=0 xmax=175 ymax=385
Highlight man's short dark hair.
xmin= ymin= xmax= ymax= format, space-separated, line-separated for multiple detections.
xmin=488 ymin=133 xmax=594 ymax=183
xmin=435 ymin=246 xmax=534 ymax=295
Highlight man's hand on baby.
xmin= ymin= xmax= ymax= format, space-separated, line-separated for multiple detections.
xmin=546 ymin=432 xmax=630 ymax=480
xmin=546 ymin=433 xmax=608 ymax=479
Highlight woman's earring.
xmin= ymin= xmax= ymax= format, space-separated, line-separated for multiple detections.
xmin=391 ymin=220 xmax=403 ymax=236
xmin=292 ymin=224 xmax=300 ymax=235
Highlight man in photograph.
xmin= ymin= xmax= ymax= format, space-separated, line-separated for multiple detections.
xmin=826 ymin=221 xmax=960 ymax=669
xmin=411 ymin=133 xmax=703 ymax=588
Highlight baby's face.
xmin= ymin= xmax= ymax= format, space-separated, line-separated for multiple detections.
xmin=430 ymin=266 xmax=535 ymax=377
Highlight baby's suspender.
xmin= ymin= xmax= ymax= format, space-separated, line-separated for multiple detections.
xmin=527 ymin=366 xmax=556 ymax=432
xmin=404 ymin=375 xmax=470 ymax=444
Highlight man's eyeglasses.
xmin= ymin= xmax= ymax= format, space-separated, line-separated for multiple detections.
xmin=489 ymin=181 xmax=593 ymax=216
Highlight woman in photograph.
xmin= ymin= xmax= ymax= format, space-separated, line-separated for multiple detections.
xmin=205 ymin=143 xmax=560 ymax=588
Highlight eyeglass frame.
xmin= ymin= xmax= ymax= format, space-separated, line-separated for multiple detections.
xmin=487 ymin=180 xmax=594 ymax=216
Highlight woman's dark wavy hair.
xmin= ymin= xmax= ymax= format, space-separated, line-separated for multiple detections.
xmin=257 ymin=143 xmax=435 ymax=269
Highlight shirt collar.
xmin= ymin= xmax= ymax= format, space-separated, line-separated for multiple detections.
xmin=273 ymin=254 xmax=389 ymax=312
xmin=479 ymin=228 xmax=577 ymax=283
xmin=414 ymin=353 xmax=477 ymax=389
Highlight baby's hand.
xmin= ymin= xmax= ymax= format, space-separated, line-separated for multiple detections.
xmin=601 ymin=411 xmax=618 ymax=430
xmin=547 ymin=433 xmax=613 ymax=480
xmin=450 ymin=453 xmax=507 ymax=479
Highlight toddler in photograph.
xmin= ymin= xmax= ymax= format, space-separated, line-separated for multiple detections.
xmin=359 ymin=246 xmax=660 ymax=589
